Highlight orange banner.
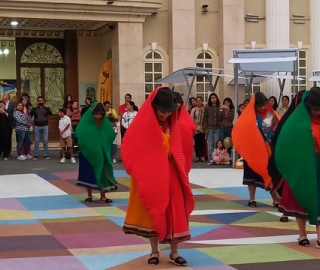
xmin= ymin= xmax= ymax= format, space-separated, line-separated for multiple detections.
xmin=97 ymin=60 xmax=112 ymax=103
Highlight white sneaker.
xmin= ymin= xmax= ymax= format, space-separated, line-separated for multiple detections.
xmin=60 ymin=158 xmax=66 ymax=163
xmin=17 ymin=155 xmax=26 ymax=161
xmin=25 ymin=155 xmax=33 ymax=160
xmin=112 ymin=159 xmax=117 ymax=164
xmin=70 ymin=157 xmax=76 ymax=164
xmin=3 ymin=158 xmax=8 ymax=161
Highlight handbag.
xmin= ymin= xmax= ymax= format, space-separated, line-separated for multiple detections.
xmin=234 ymin=158 xmax=244 ymax=169
xmin=196 ymin=125 xmax=204 ymax=133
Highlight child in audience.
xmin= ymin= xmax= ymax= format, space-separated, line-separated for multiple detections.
xmin=208 ymin=140 xmax=231 ymax=165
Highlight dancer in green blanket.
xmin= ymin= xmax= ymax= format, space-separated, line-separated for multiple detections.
xmin=275 ymin=87 xmax=320 ymax=248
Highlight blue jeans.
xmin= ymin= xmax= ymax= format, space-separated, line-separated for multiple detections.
xmin=220 ymin=127 xmax=233 ymax=141
xmin=208 ymin=128 xmax=220 ymax=158
xmin=34 ymin=125 xmax=49 ymax=157
xmin=16 ymin=130 xmax=31 ymax=156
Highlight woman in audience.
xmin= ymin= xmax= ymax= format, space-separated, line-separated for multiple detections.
xmin=269 ymin=96 xmax=278 ymax=111
xmin=190 ymin=96 xmax=205 ymax=162
xmin=67 ymin=101 xmax=81 ymax=131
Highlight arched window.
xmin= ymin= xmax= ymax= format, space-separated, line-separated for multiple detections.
xmin=144 ymin=51 xmax=163 ymax=99
xmin=195 ymin=51 xmax=214 ymax=103
xmin=20 ymin=42 xmax=64 ymax=113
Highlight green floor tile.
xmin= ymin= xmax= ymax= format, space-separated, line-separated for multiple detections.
xmin=199 ymin=244 xmax=314 ymax=264
xmin=233 ymin=211 xmax=280 ymax=224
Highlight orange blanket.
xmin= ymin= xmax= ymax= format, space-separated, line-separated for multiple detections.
xmin=232 ymin=95 xmax=278 ymax=188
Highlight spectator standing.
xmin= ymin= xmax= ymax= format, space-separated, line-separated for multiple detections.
xmin=63 ymin=95 xmax=73 ymax=110
xmin=20 ymin=95 xmax=33 ymax=155
xmin=0 ymin=100 xmax=12 ymax=160
xmin=276 ymin=95 xmax=290 ymax=118
xmin=188 ymin=97 xmax=196 ymax=114
xmin=81 ymin=97 xmax=92 ymax=117
xmin=104 ymin=101 xmax=118 ymax=122
xmin=67 ymin=101 xmax=81 ymax=131
xmin=190 ymin=96 xmax=205 ymax=162
xmin=238 ymin=104 xmax=245 ymax=117
xmin=203 ymin=93 xmax=221 ymax=158
xmin=13 ymin=103 xmax=32 ymax=161
xmin=2 ymin=92 xmax=15 ymax=156
xmin=121 ymin=101 xmax=138 ymax=137
xmin=269 ymin=96 xmax=278 ymax=111
xmin=30 ymin=96 xmax=53 ymax=160
xmin=219 ymin=97 xmax=235 ymax=141
xmin=118 ymin=93 xmax=132 ymax=139
xmin=59 ymin=108 xmax=76 ymax=164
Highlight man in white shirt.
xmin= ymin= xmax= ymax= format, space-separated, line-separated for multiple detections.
xmin=58 ymin=108 xmax=76 ymax=164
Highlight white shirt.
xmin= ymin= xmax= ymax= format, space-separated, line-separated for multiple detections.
xmin=58 ymin=115 xmax=72 ymax=138
xmin=264 ymin=111 xmax=274 ymax=127
xmin=121 ymin=111 xmax=137 ymax=129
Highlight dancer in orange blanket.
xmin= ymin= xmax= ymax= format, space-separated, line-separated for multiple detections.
xmin=122 ymin=87 xmax=195 ymax=266
xmin=232 ymin=92 xmax=280 ymax=207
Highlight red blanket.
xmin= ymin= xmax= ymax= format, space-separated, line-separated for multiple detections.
xmin=121 ymin=87 xmax=195 ymax=241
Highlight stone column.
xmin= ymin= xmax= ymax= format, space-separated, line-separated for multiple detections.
xmin=217 ymin=0 xmax=245 ymax=100
xmin=64 ymin=30 xmax=79 ymax=102
xmin=265 ymin=0 xmax=290 ymax=98
xmin=112 ymin=22 xmax=144 ymax=108
xmin=169 ymin=0 xmax=196 ymax=96
xmin=310 ymin=0 xmax=320 ymax=71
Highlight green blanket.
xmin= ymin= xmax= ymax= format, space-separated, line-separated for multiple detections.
xmin=275 ymin=93 xmax=320 ymax=224
xmin=76 ymin=102 xmax=117 ymax=190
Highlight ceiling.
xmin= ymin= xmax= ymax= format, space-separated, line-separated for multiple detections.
xmin=0 ymin=18 xmax=110 ymax=31
xmin=0 ymin=0 xmax=162 ymax=37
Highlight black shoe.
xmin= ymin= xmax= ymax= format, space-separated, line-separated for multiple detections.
xmin=169 ymin=253 xmax=187 ymax=266
xmin=148 ymin=252 xmax=159 ymax=265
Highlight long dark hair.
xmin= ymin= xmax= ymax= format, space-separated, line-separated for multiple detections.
xmin=69 ymin=101 xmax=78 ymax=112
xmin=63 ymin=95 xmax=73 ymax=108
xmin=208 ymin=93 xmax=220 ymax=107
xmin=20 ymin=92 xmax=32 ymax=107
xmin=128 ymin=101 xmax=139 ymax=112
xmin=223 ymin=97 xmax=235 ymax=110
xmin=269 ymin=96 xmax=278 ymax=110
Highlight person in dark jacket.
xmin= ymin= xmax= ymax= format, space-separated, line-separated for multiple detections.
xmin=81 ymin=97 xmax=92 ymax=117
xmin=203 ymin=93 xmax=221 ymax=158
xmin=2 ymin=92 xmax=15 ymax=156
xmin=30 ymin=96 xmax=53 ymax=160
xmin=0 ymin=100 xmax=12 ymax=160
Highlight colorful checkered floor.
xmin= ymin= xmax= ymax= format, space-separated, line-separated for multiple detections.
xmin=0 ymin=169 xmax=319 ymax=270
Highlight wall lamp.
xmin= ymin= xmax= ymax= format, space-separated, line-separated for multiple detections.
xmin=202 ymin=5 xmax=209 ymax=13
xmin=297 ymin=41 xmax=303 ymax=49
xmin=294 ymin=20 xmax=305 ymax=24
xmin=292 ymin=14 xmax=305 ymax=18
xmin=245 ymin=13 xmax=263 ymax=22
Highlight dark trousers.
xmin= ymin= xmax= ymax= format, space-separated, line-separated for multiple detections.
xmin=0 ymin=127 xmax=11 ymax=158
xmin=8 ymin=128 xmax=12 ymax=155
xmin=194 ymin=132 xmax=206 ymax=158
xmin=120 ymin=126 xmax=127 ymax=140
